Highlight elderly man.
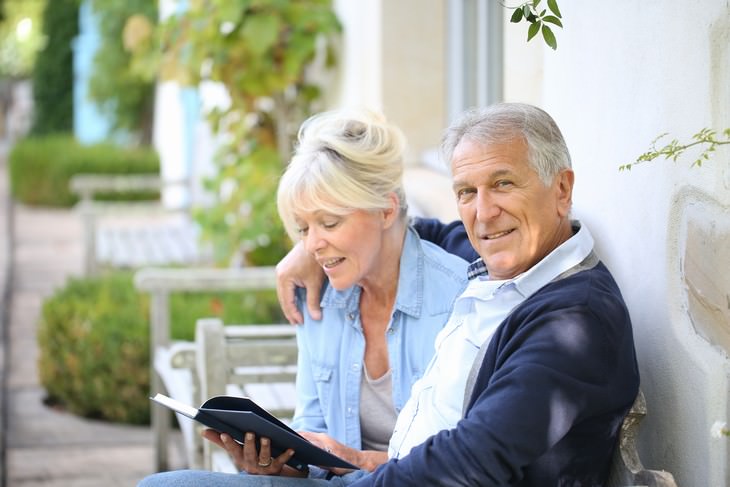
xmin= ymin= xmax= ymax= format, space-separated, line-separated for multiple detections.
xmin=140 ymin=103 xmax=639 ymax=487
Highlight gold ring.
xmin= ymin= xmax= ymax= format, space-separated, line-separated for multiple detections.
xmin=257 ymin=458 xmax=273 ymax=468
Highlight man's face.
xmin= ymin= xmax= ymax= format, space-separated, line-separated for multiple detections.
xmin=451 ymin=137 xmax=574 ymax=280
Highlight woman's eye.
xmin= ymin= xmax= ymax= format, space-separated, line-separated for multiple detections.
xmin=296 ymin=227 xmax=309 ymax=236
xmin=323 ymin=220 xmax=339 ymax=229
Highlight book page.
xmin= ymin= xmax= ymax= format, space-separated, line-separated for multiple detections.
xmin=151 ymin=393 xmax=199 ymax=419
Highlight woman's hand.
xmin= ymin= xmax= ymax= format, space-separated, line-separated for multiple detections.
xmin=275 ymin=241 xmax=325 ymax=324
xmin=299 ymin=431 xmax=387 ymax=474
xmin=201 ymin=429 xmax=306 ymax=477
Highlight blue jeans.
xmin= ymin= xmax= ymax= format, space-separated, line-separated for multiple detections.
xmin=137 ymin=469 xmax=370 ymax=487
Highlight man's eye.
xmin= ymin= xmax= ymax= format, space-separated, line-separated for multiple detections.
xmin=456 ymin=188 xmax=476 ymax=201
xmin=496 ymin=180 xmax=513 ymax=188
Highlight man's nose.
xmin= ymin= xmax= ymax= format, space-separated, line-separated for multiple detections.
xmin=475 ymin=190 xmax=501 ymax=221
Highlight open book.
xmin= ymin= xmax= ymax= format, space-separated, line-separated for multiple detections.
xmin=150 ymin=393 xmax=358 ymax=472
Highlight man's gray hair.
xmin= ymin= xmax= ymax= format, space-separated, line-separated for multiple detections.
xmin=441 ymin=103 xmax=571 ymax=185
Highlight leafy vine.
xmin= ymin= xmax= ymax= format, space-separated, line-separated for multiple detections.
xmin=620 ymin=128 xmax=730 ymax=171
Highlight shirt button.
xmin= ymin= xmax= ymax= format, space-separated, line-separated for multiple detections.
xmin=351 ymin=363 xmax=359 ymax=371
xmin=348 ymin=313 xmax=355 ymax=320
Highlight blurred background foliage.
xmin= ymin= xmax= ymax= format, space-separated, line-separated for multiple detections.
xmin=88 ymin=0 xmax=156 ymax=144
xmin=38 ymin=270 xmax=283 ymax=424
xmin=30 ymin=0 xmax=78 ymax=135
xmin=8 ymin=134 xmax=159 ymax=206
xmin=127 ymin=0 xmax=342 ymax=266
xmin=0 ymin=0 xmax=45 ymax=79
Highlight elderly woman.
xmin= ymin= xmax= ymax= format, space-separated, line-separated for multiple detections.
xmin=138 ymin=109 xmax=467 ymax=486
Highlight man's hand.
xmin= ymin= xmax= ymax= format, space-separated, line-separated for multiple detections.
xmin=299 ymin=431 xmax=387 ymax=474
xmin=275 ymin=241 xmax=325 ymax=324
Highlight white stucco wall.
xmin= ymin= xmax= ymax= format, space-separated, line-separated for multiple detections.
xmin=332 ymin=0 xmax=446 ymax=165
xmin=502 ymin=2 xmax=729 ymax=485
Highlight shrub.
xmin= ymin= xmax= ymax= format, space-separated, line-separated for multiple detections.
xmin=37 ymin=271 xmax=151 ymax=424
xmin=37 ymin=270 xmax=284 ymax=424
xmin=8 ymin=134 xmax=159 ymax=207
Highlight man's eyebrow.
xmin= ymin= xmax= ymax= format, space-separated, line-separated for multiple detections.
xmin=490 ymin=168 xmax=515 ymax=179
xmin=452 ymin=180 xmax=471 ymax=192
xmin=452 ymin=168 xmax=517 ymax=191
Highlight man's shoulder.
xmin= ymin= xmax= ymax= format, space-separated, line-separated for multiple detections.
xmin=523 ymin=261 xmax=628 ymax=316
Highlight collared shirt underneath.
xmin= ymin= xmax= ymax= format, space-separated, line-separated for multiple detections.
xmin=387 ymin=221 xmax=594 ymax=459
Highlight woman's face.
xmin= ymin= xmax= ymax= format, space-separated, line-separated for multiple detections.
xmin=295 ymin=208 xmax=389 ymax=290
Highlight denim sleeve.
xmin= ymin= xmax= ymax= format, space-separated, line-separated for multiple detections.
xmin=288 ymin=293 xmax=328 ymax=434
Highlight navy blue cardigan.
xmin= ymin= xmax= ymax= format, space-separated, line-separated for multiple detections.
xmin=351 ymin=260 xmax=640 ymax=486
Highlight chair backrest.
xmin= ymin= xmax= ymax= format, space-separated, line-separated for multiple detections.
xmin=194 ymin=317 xmax=298 ymax=471
xmin=195 ymin=318 xmax=298 ymax=411
xmin=606 ymin=390 xmax=678 ymax=487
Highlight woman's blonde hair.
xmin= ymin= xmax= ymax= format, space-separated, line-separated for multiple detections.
xmin=277 ymin=108 xmax=408 ymax=241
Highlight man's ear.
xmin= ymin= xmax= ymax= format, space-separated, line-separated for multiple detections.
xmin=382 ymin=192 xmax=400 ymax=229
xmin=555 ymin=169 xmax=574 ymax=218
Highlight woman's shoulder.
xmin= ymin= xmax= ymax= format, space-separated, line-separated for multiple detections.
xmin=419 ymin=238 xmax=469 ymax=280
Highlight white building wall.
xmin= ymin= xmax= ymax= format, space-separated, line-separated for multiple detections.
xmin=502 ymin=2 xmax=729 ymax=485
xmin=332 ymin=0 xmax=446 ymax=165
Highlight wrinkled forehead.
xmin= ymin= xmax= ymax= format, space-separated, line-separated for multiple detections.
xmin=450 ymin=136 xmax=530 ymax=170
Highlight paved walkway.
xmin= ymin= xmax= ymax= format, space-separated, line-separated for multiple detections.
xmin=0 ymin=139 xmax=184 ymax=486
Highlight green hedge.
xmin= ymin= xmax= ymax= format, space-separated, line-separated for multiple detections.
xmin=37 ymin=270 xmax=284 ymax=424
xmin=8 ymin=134 xmax=159 ymax=207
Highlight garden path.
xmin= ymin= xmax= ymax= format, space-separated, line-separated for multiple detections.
xmin=0 ymin=139 xmax=185 ymax=486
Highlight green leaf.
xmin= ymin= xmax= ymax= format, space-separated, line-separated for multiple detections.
xmin=542 ymin=24 xmax=557 ymax=49
xmin=542 ymin=15 xmax=563 ymax=28
xmin=532 ymin=0 xmax=541 ymax=7
xmin=510 ymin=8 xmax=524 ymax=23
xmin=522 ymin=5 xmax=532 ymax=19
xmin=547 ymin=0 xmax=562 ymax=18
xmin=241 ymin=13 xmax=281 ymax=56
xmin=527 ymin=21 xmax=541 ymax=42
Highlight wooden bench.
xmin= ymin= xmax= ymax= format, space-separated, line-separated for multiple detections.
xmin=70 ymin=174 xmax=208 ymax=275
xmin=177 ymin=328 xmax=675 ymax=483
xmin=133 ymin=265 xmax=290 ymax=471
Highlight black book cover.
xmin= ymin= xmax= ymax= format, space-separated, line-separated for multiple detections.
xmin=151 ymin=393 xmax=358 ymax=472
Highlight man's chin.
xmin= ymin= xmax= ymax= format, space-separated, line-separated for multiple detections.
xmin=479 ymin=256 xmax=520 ymax=280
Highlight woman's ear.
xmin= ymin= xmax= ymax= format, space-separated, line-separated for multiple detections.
xmin=382 ymin=192 xmax=400 ymax=229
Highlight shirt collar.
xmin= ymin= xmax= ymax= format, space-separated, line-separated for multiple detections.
xmin=465 ymin=220 xmax=594 ymax=297
xmin=320 ymin=227 xmax=424 ymax=318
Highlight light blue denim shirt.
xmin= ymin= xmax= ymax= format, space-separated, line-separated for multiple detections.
xmin=289 ymin=226 xmax=468 ymax=450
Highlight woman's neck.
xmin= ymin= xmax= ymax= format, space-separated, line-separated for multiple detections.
xmin=358 ymin=219 xmax=406 ymax=315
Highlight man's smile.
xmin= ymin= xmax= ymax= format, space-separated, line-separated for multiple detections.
xmin=481 ymin=229 xmax=515 ymax=240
